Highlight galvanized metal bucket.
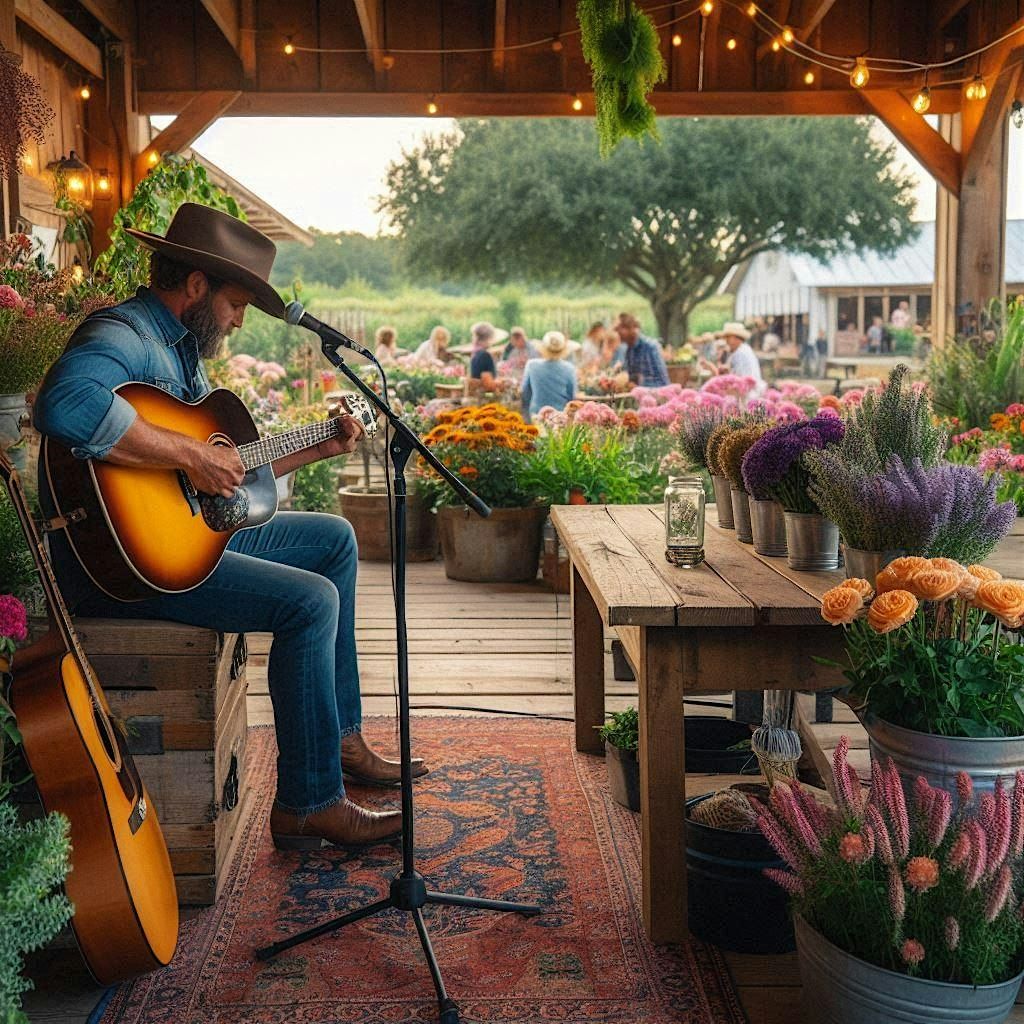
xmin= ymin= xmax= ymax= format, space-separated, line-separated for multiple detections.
xmin=783 ymin=512 xmax=840 ymax=571
xmin=730 ymin=488 xmax=753 ymax=543
xmin=711 ymin=474 xmax=734 ymax=529
xmin=795 ymin=914 xmax=1024 ymax=1024
xmin=862 ymin=713 xmax=1024 ymax=798
xmin=749 ymin=497 xmax=787 ymax=557
xmin=0 ymin=392 xmax=27 ymax=450
xmin=843 ymin=546 xmax=904 ymax=583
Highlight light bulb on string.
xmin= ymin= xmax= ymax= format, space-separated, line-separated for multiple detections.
xmin=701 ymin=0 xmax=713 ymax=14
xmin=850 ymin=58 xmax=869 ymax=89
xmin=283 ymin=39 xmax=295 ymax=56
xmin=147 ymin=151 xmax=159 ymax=166
xmin=726 ymin=37 xmax=737 ymax=50
xmin=551 ymin=35 xmax=563 ymax=53
xmin=427 ymin=96 xmax=438 ymax=115
xmin=965 ymin=74 xmax=987 ymax=101
xmin=571 ymin=94 xmax=583 ymax=111
xmin=79 ymin=85 xmax=91 ymax=101
xmin=771 ymin=38 xmax=781 ymax=52
xmin=782 ymin=27 xmax=794 ymax=43
xmin=804 ymin=70 xmax=815 ymax=85
xmin=381 ymin=53 xmax=395 ymax=70
xmin=746 ymin=2 xmax=757 ymax=15
xmin=672 ymin=33 xmax=682 ymax=47
xmin=911 ymin=73 xmax=931 ymax=114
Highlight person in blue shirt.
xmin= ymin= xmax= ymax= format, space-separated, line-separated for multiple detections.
xmin=613 ymin=312 xmax=669 ymax=387
xmin=501 ymin=326 xmax=540 ymax=375
xmin=521 ymin=331 xmax=579 ymax=420
xmin=467 ymin=320 xmax=507 ymax=391
xmin=32 ymin=203 xmax=417 ymax=852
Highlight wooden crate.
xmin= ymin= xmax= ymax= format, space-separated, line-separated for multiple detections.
xmin=74 ymin=619 xmax=251 ymax=907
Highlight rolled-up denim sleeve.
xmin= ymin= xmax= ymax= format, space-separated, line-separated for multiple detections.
xmin=33 ymin=322 xmax=143 ymax=460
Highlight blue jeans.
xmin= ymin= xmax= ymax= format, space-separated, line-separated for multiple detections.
xmin=78 ymin=511 xmax=360 ymax=814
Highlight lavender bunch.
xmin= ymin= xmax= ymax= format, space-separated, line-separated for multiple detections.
xmin=741 ymin=416 xmax=846 ymax=513
xmin=675 ymin=406 xmax=726 ymax=471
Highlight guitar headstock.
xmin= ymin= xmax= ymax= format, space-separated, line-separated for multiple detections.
xmin=329 ymin=393 xmax=379 ymax=440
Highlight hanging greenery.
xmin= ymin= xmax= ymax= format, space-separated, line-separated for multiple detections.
xmin=0 ymin=47 xmax=55 ymax=183
xmin=577 ymin=0 xmax=666 ymax=157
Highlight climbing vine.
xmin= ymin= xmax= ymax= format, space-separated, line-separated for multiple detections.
xmin=577 ymin=0 xmax=666 ymax=157
xmin=93 ymin=153 xmax=245 ymax=300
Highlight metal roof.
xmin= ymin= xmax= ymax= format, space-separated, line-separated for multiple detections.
xmin=784 ymin=221 xmax=1024 ymax=288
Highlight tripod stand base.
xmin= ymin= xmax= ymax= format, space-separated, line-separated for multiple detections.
xmin=255 ymin=870 xmax=541 ymax=1023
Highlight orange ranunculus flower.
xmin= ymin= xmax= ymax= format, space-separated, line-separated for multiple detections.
xmin=841 ymin=577 xmax=875 ymax=600
xmin=910 ymin=569 xmax=961 ymax=602
xmin=929 ymin=558 xmax=966 ymax=579
xmin=967 ymin=564 xmax=1002 ymax=582
xmin=867 ymin=590 xmax=919 ymax=634
xmin=876 ymin=556 xmax=930 ymax=594
xmin=957 ymin=573 xmax=981 ymax=600
xmin=974 ymin=581 xmax=1024 ymax=627
xmin=821 ymin=585 xmax=864 ymax=625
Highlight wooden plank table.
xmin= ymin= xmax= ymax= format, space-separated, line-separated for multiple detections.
xmin=550 ymin=504 xmax=848 ymax=944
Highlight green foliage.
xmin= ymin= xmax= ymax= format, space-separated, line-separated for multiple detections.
xmin=888 ymin=326 xmax=917 ymax=356
xmin=0 ymin=311 xmax=78 ymax=394
xmin=93 ymin=154 xmax=245 ymax=300
xmin=597 ymin=707 xmax=638 ymax=752
xmin=290 ymin=460 xmax=341 ymax=514
xmin=578 ymin=0 xmax=666 ymax=156
xmin=520 ymin=425 xmax=639 ymax=504
xmin=379 ymin=117 xmax=917 ymax=343
xmin=0 ymin=494 xmax=35 ymax=606
xmin=929 ymin=299 xmax=1024 ymax=430
xmin=496 ymin=285 xmax=524 ymax=329
xmin=0 ymin=802 xmax=73 ymax=1022
xmin=270 ymin=230 xmax=397 ymax=291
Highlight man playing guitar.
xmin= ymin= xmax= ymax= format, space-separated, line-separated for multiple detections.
xmin=33 ymin=204 xmax=425 ymax=851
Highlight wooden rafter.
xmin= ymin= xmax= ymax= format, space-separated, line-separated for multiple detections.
xmin=960 ymin=16 xmax=1024 ymax=160
xmin=352 ymin=0 xmax=385 ymax=81
xmin=76 ymin=0 xmax=134 ymax=43
xmin=14 ymin=0 xmax=103 ymax=79
xmin=797 ymin=0 xmax=837 ymax=41
xmin=137 ymin=90 xmax=240 ymax=179
xmin=756 ymin=0 xmax=792 ymax=60
xmin=860 ymin=89 xmax=961 ymax=197
xmin=239 ymin=0 xmax=256 ymax=80
xmin=493 ymin=0 xmax=507 ymax=73
xmin=199 ymin=0 xmax=240 ymax=55
xmin=934 ymin=0 xmax=972 ymax=30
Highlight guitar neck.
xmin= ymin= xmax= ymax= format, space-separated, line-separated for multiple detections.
xmin=237 ymin=418 xmax=341 ymax=472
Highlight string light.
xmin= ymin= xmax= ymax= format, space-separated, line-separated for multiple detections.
xmin=803 ymin=69 xmax=815 ymax=84
xmin=551 ymin=35 xmax=563 ymax=53
xmin=1012 ymin=100 xmax=1024 ymax=130
xmin=726 ymin=37 xmax=736 ymax=50
xmin=283 ymin=38 xmax=295 ymax=56
xmin=850 ymin=58 xmax=870 ymax=88
xmin=701 ymin=0 xmax=713 ymax=14
xmin=781 ymin=27 xmax=794 ymax=44
xmin=672 ymin=33 xmax=683 ymax=46
xmin=95 ymin=169 xmax=111 ymax=197
xmin=911 ymin=72 xmax=931 ymax=114
xmin=79 ymin=85 xmax=90 ymax=101
xmin=147 ymin=151 xmax=159 ymax=166
xmin=571 ymin=93 xmax=583 ymax=111
xmin=771 ymin=37 xmax=781 ymax=52
xmin=964 ymin=73 xmax=987 ymax=101
xmin=426 ymin=95 xmax=438 ymax=115
xmin=381 ymin=53 xmax=395 ymax=69
xmin=746 ymin=2 xmax=757 ymax=14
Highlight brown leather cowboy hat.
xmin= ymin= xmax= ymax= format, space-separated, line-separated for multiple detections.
xmin=125 ymin=202 xmax=285 ymax=319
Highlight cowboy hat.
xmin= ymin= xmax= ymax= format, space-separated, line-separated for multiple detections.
xmin=470 ymin=321 xmax=509 ymax=345
xmin=538 ymin=330 xmax=581 ymax=360
xmin=125 ymin=203 xmax=285 ymax=319
xmin=720 ymin=321 xmax=751 ymax=341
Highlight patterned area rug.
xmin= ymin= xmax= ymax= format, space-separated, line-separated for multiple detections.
xmin=100 ymin=719 xmax=746 ymax=1024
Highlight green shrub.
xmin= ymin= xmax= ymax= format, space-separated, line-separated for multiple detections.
xmin=597 ymin=708 xmax=638 ymax=752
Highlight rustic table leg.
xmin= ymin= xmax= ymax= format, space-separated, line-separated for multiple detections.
xmin=571 ymin=565 xmax=605 ymax=754
xmin=638 ymin=626 xmax=687 ymax=944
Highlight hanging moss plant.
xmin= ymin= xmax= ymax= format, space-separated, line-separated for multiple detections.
xmin=578 ymin=0 xmax=666 ymax=157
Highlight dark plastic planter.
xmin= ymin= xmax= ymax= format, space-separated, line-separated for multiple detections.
xmin=686 ymin=793 xmax=795 ymax=953
xmin=684 ymin=716 xmax=755 ymax=774
xmin=605 ymin=741 xmax=640 ymax=812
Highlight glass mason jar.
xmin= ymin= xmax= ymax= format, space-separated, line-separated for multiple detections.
xmin=664 ymin=475 xmax=706 ymax=567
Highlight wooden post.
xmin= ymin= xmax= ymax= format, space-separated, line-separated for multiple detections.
xmin=570 ymin=566 xmax=605 ymax=755
xmin=933 ymin=113 xmax=960 ymax=349
xmin=0 ymin=0 xmax=19 ymax=238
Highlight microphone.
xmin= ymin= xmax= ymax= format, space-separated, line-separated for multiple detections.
xmin=284 ymin=301 xmax=374 ymax=361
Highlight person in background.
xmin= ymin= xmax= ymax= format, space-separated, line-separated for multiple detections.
xmin=613 ymin=312 xmax=669 ymax=387
xmin=468 ymin=321 xmax=506 ymax=391
xmin=579 ymin=322 xmax=607 ymax=370
xmin=521 ymin=331 xmax=579 ymax=421
xmin=414 ymin=325 xmax=452 ymax=365
xmin=814 ymin=328 xmax=829 ymax=377
xmin=890 ymin=300 xmax=911 ymax=331
xmin=374 ymin=324 xmax=404 ymax=364
xmin=761 ymin=320 xmax=781 ymax=353
xmin=699 ymin=322 xmax=764 ymax=391
xmin=501 ymin=326 xmax=540 ymax=375
xmin=866 ymin=315 xmax=884 ymax=355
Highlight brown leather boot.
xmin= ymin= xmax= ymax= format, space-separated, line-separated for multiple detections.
xmin=341 ymin=731 xmax=429 ymax=788
xmin=270 ymin=797 xmax=402 ymax=851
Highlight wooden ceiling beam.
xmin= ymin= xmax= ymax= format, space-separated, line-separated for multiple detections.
xmin=199 ymin=0 xmax=240 ymax=55
xmin=960 ymin=16 xmax=1024 ymax=160
xmin=76 ymin=0 xmax=134 ymax=43
xmin=139 ymin=87 xmax=963 ymax=119
xmin=934 ymin=0 xmax=972 ymax=31
xmin=239 ymin=0 xmax=256 ymax=80
xmin=493 ymin=0 xmax=507 ymax=74
xmin=352 ymin=0 xmax=385 ymax=83
xmin=860 ymin=89 xmax=961 ymax=196
xmin=797 ymin=0 xmax=838 ymax=41
xmin=14 ymin=0 xmax=103 ymax=79
xmin=136 ymin=89 xmax=240 ymax=179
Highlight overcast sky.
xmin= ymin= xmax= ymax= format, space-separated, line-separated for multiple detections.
xmin=154 ymin=115 xmax=1024 ymax=237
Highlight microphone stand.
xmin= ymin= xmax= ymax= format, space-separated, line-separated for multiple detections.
xmin=255 ymin=329 xmax=541 ymax=1024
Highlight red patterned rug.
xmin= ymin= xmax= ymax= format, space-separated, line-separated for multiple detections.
xmin=99 ymin=718 xmax=746 ymax=1024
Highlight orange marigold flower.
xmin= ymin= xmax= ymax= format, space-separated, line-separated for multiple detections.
xmin=991 ymin=413 xmax=1010 ymax=431
xmin=910 ymin=569 xmax=961 ymax=603
xmin=974 ymin=581 xmax=1024 ymax=628
xmin=821 ymin=586 xmax=864 ymax=625
xmin=967 ymin=564 xmax=1002 ymax=582
xmin=876 ymin=556 xmax=930 ymax=594
xmin=457 ymin=465 xmax=478 ymax=478
xmin=841 ymin=577 xmax=875 ymax=600
xmin=867 ymin=590 xmax=919 ymax=634
xmin=905 ymin=856 xmax=940 ymax=892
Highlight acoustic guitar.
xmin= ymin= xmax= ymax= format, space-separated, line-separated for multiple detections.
xmin=0 ymin=449 xmax=178 ymax=984
xmin=42 ymin=382 xmax=377 ymax=602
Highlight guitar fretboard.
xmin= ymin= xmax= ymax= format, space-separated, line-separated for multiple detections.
xmin=237 ymin=419 xmax=340 ymax=471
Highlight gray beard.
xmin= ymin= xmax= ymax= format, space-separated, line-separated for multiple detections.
xmin=182 ymin=293 xmax=229 ymax=359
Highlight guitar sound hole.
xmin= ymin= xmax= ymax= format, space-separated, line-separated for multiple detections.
xmin=93 ymin=705 xmax=118 ymax=765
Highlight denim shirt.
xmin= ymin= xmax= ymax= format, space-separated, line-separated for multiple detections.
xmin=33 ymin=287 xmax=209 ymax=608
xmin=33 ymin=286 xmax=209 ymax=457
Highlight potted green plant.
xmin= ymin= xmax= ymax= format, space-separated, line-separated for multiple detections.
xmin=598 ymin=707 xmax=639 ymax=811
xmin=665 ymin=342 xmax=697 ymax=387
xmin=416 ymin=404 xmax=547 ymax=582
xmin=760 ymin=738 xmax=1024 ymax=1024
xmin=818 ymin=559 xmax=1023 ymax=796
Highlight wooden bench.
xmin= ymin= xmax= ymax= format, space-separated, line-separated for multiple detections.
xmin=549 ymin=505 xmax=846 ymax=944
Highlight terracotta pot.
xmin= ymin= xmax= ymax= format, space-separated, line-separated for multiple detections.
xmin=666 ymin=364 xmax=693 ymax=387
xmin=437 ymin=505 xmax=547 ymax=582
xmin=338 ymin=486 xmax=438 ymax=562
xmin=568 ymin=487 xmax=588 ymax=505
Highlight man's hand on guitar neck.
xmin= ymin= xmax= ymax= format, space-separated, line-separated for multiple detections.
xmin=105 ymin=416 xmax=244 ymax=498
xmin=271 ymin=413 xmax=365 ymax=479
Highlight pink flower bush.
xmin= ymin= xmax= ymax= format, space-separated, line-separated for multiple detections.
xmin=573 ymin=402 xmax=621 ymax=428
xmin=0 ymin=284 xmax=25 ymax=310
xmin=0 ymin=594 xmax=27 ymax=643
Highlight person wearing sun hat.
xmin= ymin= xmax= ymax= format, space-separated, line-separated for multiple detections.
xmin=700 ymin=320 xmax=764 ymax=386
xmin=520 ymin=330 xmax=580 ymax=420
xmin=33 ymin=202 xmax=424 ymax=853
xmin=467 ymin=320 xmax=509 ymax=391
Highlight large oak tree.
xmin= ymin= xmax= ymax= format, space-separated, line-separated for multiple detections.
xmin=379 ymin=117 xmax=918 ymax=344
